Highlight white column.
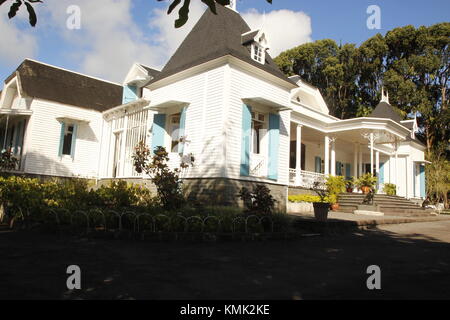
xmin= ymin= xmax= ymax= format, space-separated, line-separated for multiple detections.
xmin=370 ymin=132 xmax=374 ymax=175
xmin=330 ymin=138 xmax=336 ymax=176
xmin=295 ymin=124 xmax=302 ymax=185
xmin=394 ymin=152 xmax=398 ymax=186
xmin=353 ymin=143 xmax=358 ymax=178
xmin=120 ymin=112 xmax=128 ymax=177
xmin=324 ymin=135 xmax=330 ymax=175
xmin=359 ymin=147 xmax=363 ymax=176
xmin=3 ymin=115 xmax=9 ymax=150
xmin=376 ymin=151 xmax=380 ymax=190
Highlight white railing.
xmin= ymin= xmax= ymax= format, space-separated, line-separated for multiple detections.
xmin=250 ymin=154 xmax=267 ymax=178
xmin=289 ymin=169 xmax=326 ymax=190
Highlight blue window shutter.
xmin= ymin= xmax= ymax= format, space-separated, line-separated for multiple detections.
xmin=345 ymin=163 xmax=351 ymax=179
xmin=70 ymin=124 xmax=78 ymax=158
xmin=58 ymin=122 xmax=65 ymax=157
xmin=240 ymin=104 xmax=251 ymax=176
xmin=420 ymin=165 xmax=425 ymax=198
xmin=178 ymin=107 xmax=187 ymax=155
xmin=379 ymin=162 xmax=385 ymax=184
xmin=122 ymin=85 xmax=138 ymax=104
xmin=268 ymin=113 xmax=280 ymax=180
xmin=315 ymin=157 xmax=322 ymax=173
xmin=152 ymin=114 xmax=166 ymax=153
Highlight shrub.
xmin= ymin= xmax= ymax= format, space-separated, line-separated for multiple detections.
xmin=288 ymin=194 xmax=321 ymax=203
xmin=238 ymin=184 xmax=276 ymax=215
xmin=383 ymin=183 xmax=397 ymax=196
xmin=325 ymin=175 xmax=346 ymax=204
xmin=133 ymin=143 xmax=193 ymax=210
xmin=0 ymin=149 xmax=19 ymax=171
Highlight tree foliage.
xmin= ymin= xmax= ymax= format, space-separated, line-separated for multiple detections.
xmin=133 ymin=142 xmax=194 ymax=210
xmin=162 ymin=0 xmax=272 ymax=28
xmin=274 ymin=23 xmax=450 ymax=155
xmin=0 ymin=0 xmax=42 ymax=27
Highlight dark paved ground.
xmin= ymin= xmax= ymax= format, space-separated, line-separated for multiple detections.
xmin=1 ymin=220 xmax=449 ymax=300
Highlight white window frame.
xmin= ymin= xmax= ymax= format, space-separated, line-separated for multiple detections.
xmin=61 ymin=122 xmax=75 ymax=157
xmin=251 ymin=43 xmax=265 ymax=64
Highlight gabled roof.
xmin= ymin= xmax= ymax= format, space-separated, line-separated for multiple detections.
xmin=4 ymin=59 xmax=122 ymax=112
xmin=150 ymin=5 xmax=296 ymax=86
xmin=370 ymin=101 xmax=403 ymax=123
xmin=139 ymin=64 xmax=161 ymax=79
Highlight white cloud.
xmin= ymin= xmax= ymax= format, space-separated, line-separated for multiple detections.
xmin=0 ymin=6 xmax=38 ymax=68
xmin=149 ymin=2 xmax=206 ymax=55
xmin=42 ymin=0 xmax=167 ymax=83
xmin=242 ymin=9 xmax=312 ymax=57
xmin=0 ymin=2 xmax=311 ymax=83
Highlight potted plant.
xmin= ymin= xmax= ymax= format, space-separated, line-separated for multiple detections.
xmin=345 ymin=178 xmax=354 ymax=193
xmin=383 ymin=183 xmax=397 ymax=196
xmin=311 ymin=181 xmax=330 ymax=221
xmin=325 ymin=175 xmax=346 ymax=211
xmin=355 ymin=173 xmax=377 ymax=194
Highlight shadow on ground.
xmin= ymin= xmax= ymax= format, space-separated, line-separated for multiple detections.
xmin=0 ymin=221 xmax=449 ymax=300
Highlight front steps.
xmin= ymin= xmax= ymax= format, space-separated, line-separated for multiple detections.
xmin=338 ymin=193 xmax=434 ymax=217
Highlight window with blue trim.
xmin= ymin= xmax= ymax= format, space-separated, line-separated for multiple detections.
xmin=59 ymin=122 xmax=77 ymax=157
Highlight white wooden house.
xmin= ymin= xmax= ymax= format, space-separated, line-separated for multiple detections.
xmin=0 ymin=3 xmax=427 ymax=210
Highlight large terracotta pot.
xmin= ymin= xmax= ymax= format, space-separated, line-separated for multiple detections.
xmin=361 ymin=186 xmax=371 ymax=194
xmin=346 ymin=187 xmax=353 ymax=193
xmin=313 ymin=202 xmax=330 ymax=222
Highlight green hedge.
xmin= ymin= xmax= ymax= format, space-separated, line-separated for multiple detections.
xmin=288 ymin=194 xmax=321 ymax=203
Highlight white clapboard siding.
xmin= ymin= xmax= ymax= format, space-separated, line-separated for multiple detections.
xmin=225 ymin=65 xmax=291 ymax=185
xmin=24 ymin=98 xmax=103 ymax=178
xmin=149 ymin=66 xmax=227 ymax=178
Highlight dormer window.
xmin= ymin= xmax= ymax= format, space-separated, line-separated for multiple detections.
xmin=252 ymin=43 xmax=265 ymax=64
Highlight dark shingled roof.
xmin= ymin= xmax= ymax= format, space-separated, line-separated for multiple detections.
xmin=241 ymin=30 xmax=259 ymax=45
xmin=6 ymin=59 xmax=122 ymax=112
xmin=150 ymin=5 xmax=296 ymax=86
xmin=370 ymin=101 xmax=403 ymax=123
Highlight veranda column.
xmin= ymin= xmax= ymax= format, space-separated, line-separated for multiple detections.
xmin=353 ymin=143 xmax=359 ymax=178
xmin=330 ymin=138 xmax=336 ymax=176
xmin=3 ymin=115 xmax=9 ymax=150
xmin=295 ymin=124 xmax=302 ymax=186
xmin=359 ymin=146 xmax=363 ymax=176
xmin=376 ymin=151 xmax=380 ymax=189
xmin=324 ymin=135 xmax=330 ymax=175
xmin=120 ymin=112 xmax=129 ymax=177
xmin=370 ymin=132 xmax=374 ymax=175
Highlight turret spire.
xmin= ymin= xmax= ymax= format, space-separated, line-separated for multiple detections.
xmin=226 ymin=0 xmax=237 ymax=12
xmin=381 ymin=87 xmax=390 ymax=104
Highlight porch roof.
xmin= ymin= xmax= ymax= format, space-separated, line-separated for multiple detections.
xmin=292 ymin=116 xmax=410 ymax=145
xmin=145 ymin=99 xmax=189 ymax=112
xmin=0 ymin=109 xmax=33 ymax=116
xmin=102 ymin=98 xmax=150 ymax=116
xmin=242 ymin=97 xmax=292 ymax=112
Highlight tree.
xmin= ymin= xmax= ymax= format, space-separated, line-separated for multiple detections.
xmin=163 ymin=0 xmax=272 ymax=28
xmin=0 ymin=0 xmax=42 ymax=27
xmin=275 ymin=23 xmax=449 ymax=153
xmin=275 ymin=39 xmax=359 ymax=119
xmin=132 ymin=142 xmax=194 ymax=210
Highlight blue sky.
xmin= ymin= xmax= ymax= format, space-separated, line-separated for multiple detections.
xmin=0 ymin=0 xmax=449 ymax=84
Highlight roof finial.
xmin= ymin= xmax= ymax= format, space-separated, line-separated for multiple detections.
xmin=226 ymin=0 xmax=237 ymax=12
xmin=381 ymin=86 xmax=390 ymax=104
